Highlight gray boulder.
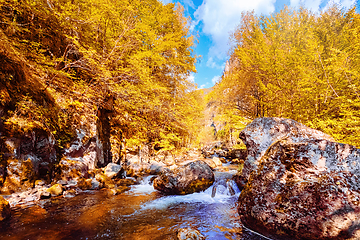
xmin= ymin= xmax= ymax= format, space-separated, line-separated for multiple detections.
xmin=239 ymin=138 xmax=360 ymax=240
xmin=104 ymin=163 xmax=124 ymax=179
xmin=153 ymin=160 xmax=214 ymax=195
xmin=237 ymin=117 xmax=334 ymax=189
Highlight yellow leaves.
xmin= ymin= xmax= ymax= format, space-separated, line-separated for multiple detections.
xmin=0 ymin=0 xmax=199 ymax=152
xmin=68 ymin=100 xmax=84 ymax=111
xmin=0 ymin=88 xmax=10 ymax=106
xmin=211 ymin=4 xmax=360 ymax=146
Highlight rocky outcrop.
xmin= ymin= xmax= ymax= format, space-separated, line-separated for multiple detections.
xmin=238 ymin=138 xmax=360 ymax=240
xmin=153 ymin=160 xmax=214 ymax=195
xmin=64 ymin=134 xmax=98 ymax=170
xmin=1 ymin=129 xmax=57 ymax=193
xmin=237 ymin=117 xmax=334 ymax=189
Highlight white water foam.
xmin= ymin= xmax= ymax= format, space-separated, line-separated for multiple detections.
xmin=129 ymin=176 xmax=156 ymax=195
xmin=140 ymin=179 xmax=241 ymax=211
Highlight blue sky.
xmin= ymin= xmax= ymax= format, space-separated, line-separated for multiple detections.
xmin=161 ymin=0 xmax=358 ymax=89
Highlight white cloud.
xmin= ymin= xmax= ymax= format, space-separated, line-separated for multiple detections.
xmin=199 ymin=82 xmax=211 ymax=89
xmin=182 ymin=0 xmax=196 ymax=9
xmin=195 ymin=0 xmax=276 ymax=62
xmin=291 ymin=0 xmax=323 ymax=11
xmin=187 ymin=73 xmax=195 ymax=83
xmin=206 ymin=57 xmax=222 ymax=69
xmin=323 ymin=0 xmax=356 ymax=9
xmin=211 ymin=75 xmax=221 ymax=84
xmin=290 ymin=0 xmax=355 ymax=12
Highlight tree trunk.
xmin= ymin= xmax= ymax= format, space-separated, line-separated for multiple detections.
xmin=96 ymin=104 xmax=113 ymax=168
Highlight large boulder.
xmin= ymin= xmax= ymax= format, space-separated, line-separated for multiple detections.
xmin=237 ymin=117 xmax=334 ymax=189
xmin=238 ymin=138 xmax=360 ymax=240
xmin=1 ymin=129 xmax=57 ymax=193
xmin=148 ymin=161 xmax=167 ymax=175
xmin=203 ymin=157 xmax=222 ymax=169
xmin=153 ymin=160 xmax=214 ymax=195
xmin=65 ymin=136 xmax=98 ymax=170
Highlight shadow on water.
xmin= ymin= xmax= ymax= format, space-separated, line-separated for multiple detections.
xmin=0 ymin=170 xmax=270 ymax=240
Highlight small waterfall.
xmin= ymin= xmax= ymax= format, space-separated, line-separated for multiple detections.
xmin=210 ymin=179 xmax=240 ymax=198
xmin=129 ymin=175 xmax=156 ymax=194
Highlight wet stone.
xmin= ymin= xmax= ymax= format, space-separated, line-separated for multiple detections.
xmin=153 ymin=160 xmax=215 ymax=195
xmin=177 ymin=228 xmax=205 ymax=240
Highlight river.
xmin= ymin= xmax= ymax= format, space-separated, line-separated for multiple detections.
xmin=0 ymin=164 xmax=269 ymax=240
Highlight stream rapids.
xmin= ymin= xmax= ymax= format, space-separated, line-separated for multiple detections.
xmin=0 ymin=164 xmax=269 ymax=240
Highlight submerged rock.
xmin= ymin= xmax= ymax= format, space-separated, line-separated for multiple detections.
xmin=238 ymin=117 xmax=334 ymax=190
xmin=177 ymin=228 xmax=205 ymax=240
xmin=153 ymin=160 xmax=214 ymax=195
xmin=0 ymin=196 xmax=11 ymax=221
xmin=238 ymin=138 xmax=360 ymax=240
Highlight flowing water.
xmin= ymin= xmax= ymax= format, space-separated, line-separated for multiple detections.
xmin=0 ymin=164 xmax=269 ymax=240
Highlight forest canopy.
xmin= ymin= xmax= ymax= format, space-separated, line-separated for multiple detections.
xmin=209 ymin=5 xmax=360 ymax=147
xmin=0 ymin=0 xmax=203 ymax=163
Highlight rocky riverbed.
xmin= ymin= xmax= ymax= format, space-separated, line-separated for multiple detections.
xmin=3 ymin=116 xmax=360 ymax=240
xmin=0 ymin=162 xmax=269 ymax=240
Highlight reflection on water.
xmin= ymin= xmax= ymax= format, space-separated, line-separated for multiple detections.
xmin=0 ymin=168 xmax=269 ymax=240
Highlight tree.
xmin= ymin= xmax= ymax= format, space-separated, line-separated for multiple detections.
xmin=0 ymin=0 xmax=200 ymax=167
xmin=210 ymin=5 xmax=360 ymax=147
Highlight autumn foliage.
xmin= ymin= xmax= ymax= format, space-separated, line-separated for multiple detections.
xmin=210 ymin=5 xmax=360 ymax=147
xmin=0 ymin=0 xmax=202 ymax=159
